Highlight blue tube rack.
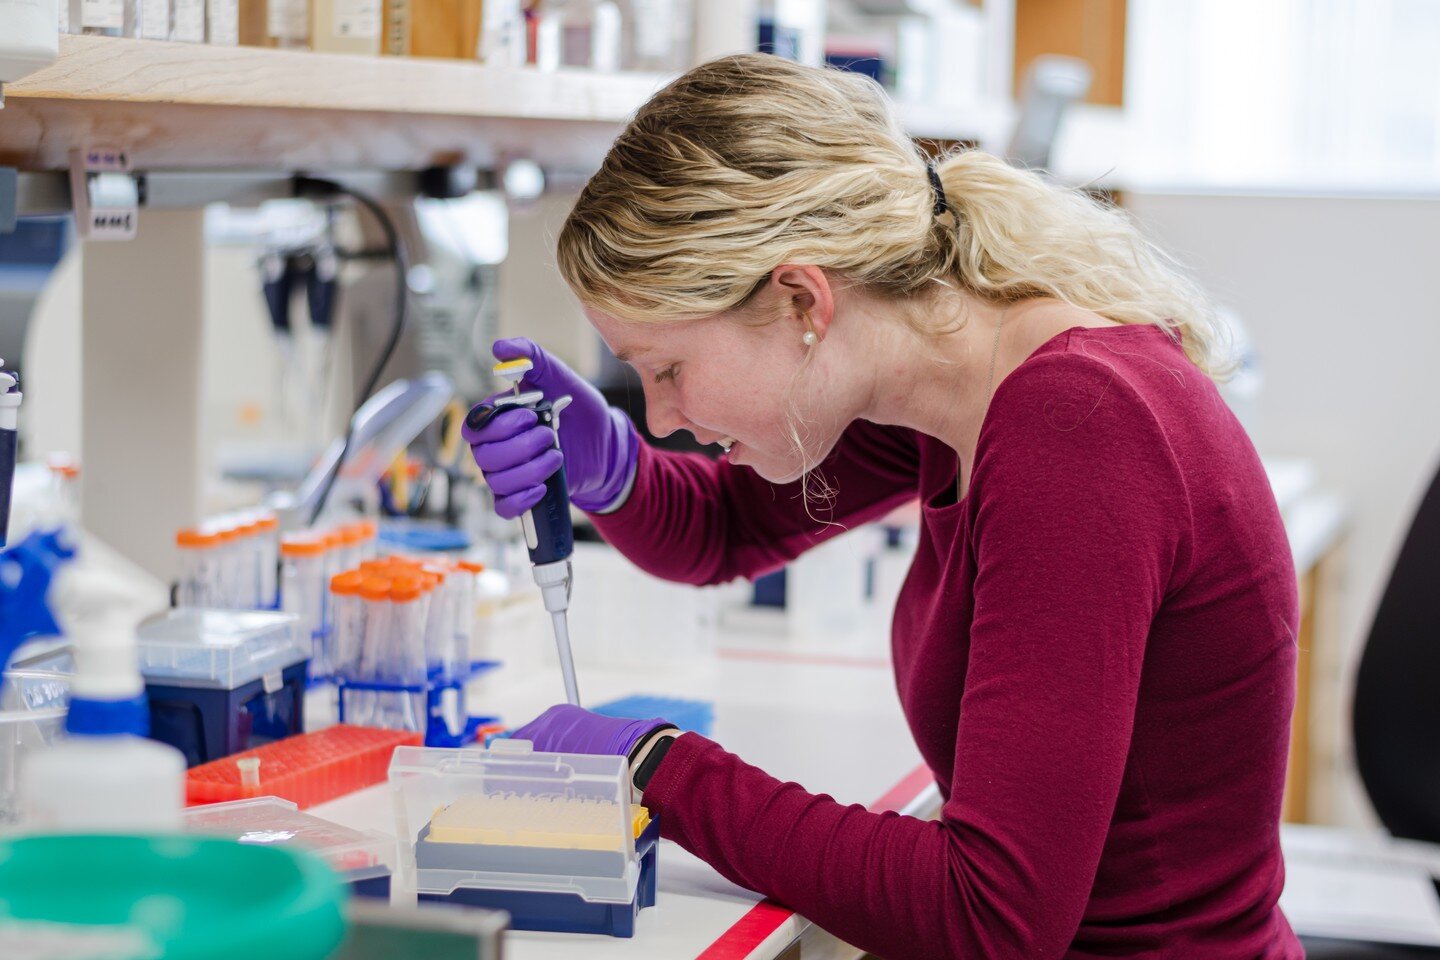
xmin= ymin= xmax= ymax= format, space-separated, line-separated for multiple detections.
xmin=334 ymin=659 xmax=502 ymax=748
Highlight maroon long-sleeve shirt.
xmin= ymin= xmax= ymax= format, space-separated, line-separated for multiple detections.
xmin=591 ymin=324 xmax=1303 ymax=959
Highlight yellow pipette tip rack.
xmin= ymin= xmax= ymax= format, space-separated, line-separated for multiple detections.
xmin=427 ymin=797 xmax=652 ymax=851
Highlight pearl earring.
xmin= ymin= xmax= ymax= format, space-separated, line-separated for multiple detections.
xmin=802 ymin=331 xmax=819 ymax=346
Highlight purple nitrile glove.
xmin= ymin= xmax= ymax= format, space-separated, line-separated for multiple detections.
xmin=512 ymin=704 xmax=669 ymax=759
xmin=461 ymin=338 xmax=639 ymax=520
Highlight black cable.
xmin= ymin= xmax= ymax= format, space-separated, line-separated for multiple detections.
xmin=295 ymin=176 xmax=409 ymax=527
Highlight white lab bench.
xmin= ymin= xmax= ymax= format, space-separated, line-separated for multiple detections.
xmin=313 ymin=642 xmax=935 ymax=960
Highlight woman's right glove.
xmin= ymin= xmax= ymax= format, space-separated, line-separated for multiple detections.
xmin=461 ymin=338 xmax=639 ymax=519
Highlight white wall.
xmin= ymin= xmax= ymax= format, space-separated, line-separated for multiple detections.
xmin=1126 ymin=191 xmax=1440 ymax=826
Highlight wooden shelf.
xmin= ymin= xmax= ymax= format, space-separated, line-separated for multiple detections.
xmin=0 ymin=35 xmax=671 ymax=172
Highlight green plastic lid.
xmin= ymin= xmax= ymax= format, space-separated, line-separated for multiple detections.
xmin=0 ymin=834 xmax=348 ymax=960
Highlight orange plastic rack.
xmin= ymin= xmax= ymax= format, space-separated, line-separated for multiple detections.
xmin=187 ymin=725 xmax=422 ymax=809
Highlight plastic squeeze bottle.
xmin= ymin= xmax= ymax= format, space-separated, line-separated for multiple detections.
xmin=19 ymin=568 xmax=185 ymax=831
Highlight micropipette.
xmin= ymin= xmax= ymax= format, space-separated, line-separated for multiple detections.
xmin=466 ymin=360 xmax=581 ymax=706
xmin=1 ymin=359 xmax=20 ymax=549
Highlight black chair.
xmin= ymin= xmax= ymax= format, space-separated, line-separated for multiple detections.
xmin=1302 ymin=459 xmax=1440 ymax=959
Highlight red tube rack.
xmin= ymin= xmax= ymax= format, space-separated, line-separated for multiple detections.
xmin=187 ymin=725 xmax=422 ymax=809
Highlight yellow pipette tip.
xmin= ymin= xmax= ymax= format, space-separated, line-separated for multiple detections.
xmin=493 ymin=359 xmax=533 ymax=378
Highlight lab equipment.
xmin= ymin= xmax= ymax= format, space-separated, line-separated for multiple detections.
xmin=619 ymin=0 xmax=692 ymax=71
xmin=137 ymin=608 xmax=310 ymax=765
xmin=466 ymin=357 xmax=582 ymax=706
xmin=593 ymin=694 xmax=713 ymax=736
xmin=0 ymin=669 xmax=69 ymax=826
xmin=389 ymin=739 xmax=660 ymax=937
xmin=534 ymin=0 xmax=623 ymax=71
xmin=292 ymin=374 xmax=454 ymax=525
xmin=282 ymin=532 xmax=331 ymax=674
xmin=310 ymin=0 xmax=381 ymax=54
xmin=184 ymin=796 xmax=395 ymax=897
xmin=208 ymin=0 xmax=240 ymax=43
xmin=187 ymin=724 xmax=422 ymax=808
xmin=77 ymin=0 xmax=126 ymax=35
xmin=127 ymin=0 xmax=169 ymax=38
xmin=177 ymin=510 xmax=283 ymax=610
xmin=0 ymin=529 xmax=72 ymax=825
xmin=170 ymin=0 xmax=204 ymax=40
xmin=0 ymin=835 xmax=347 ymax=960
xmin=44 ymin=454 xmax=80 ymax=526
xmin=0 ymin=359 xmax=18 ymax=548
xmin=478 ymin=0 xmax=525 ymax=65
xmin=375 ymin=575 xmax=428 ymax=732
xmin=1007 ymin=55 xmax=1094 ymax=171
xmin=329 ymin=570 xmax=365 ymax=683
xmin=260 ymin=0 xmax=310 ymax=47
xmin=18 ymin=553 xmax=187 ymax=832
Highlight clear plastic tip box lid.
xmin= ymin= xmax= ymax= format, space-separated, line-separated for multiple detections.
xmin=137 ymin=608 xmax=308 ymax=689
xmin=389 ymin=740 xmax=641 ymax=905
xmin=182 ymin=797 xmax=393 ymax=885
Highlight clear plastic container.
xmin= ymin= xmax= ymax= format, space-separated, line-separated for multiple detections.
xmin=207 ymin=524 xmax=241 ymax=609
xmin=207 ymin=0 xmax=240 ymax=43
xmin=136 ymin=609 xmax=308 ymax=690
xmin=348 ymin=576 xmax=393 ymax=727
xmin=129 ymin=0 xmax=170 ymax=37
xmin=77 ymin=0 xmax=126 ymax=35
xmin=329 ymin=571 xmax=365 ymax=683
xmin=182 ymin=797 xmax=393 ymax=886
xmin=265 ymin=0 xmax=311 ymax=48
xmin=44 ymin=455 xmax=80 ymax=525
xmin=170 ymin=0 xmax=204 ymax=41
xmin=0 ymin=670 xmax=71 ymax=826
xmin=255 ymin=513 xmax=279 ymax=609
xmin=389 ymin=740 xmax=641 ymax=905
xmin=535 ymin=0 xmax=623 ymax=71
xmin=176 ymin=528 xmax=222 ymax=608
xmin=451 ymin=561 xmax=481 ymax=669
xmin=356 ymin=520 xmax=378 ymax=562
xmin=233 ymin=521 xmax=262 ymax=610
xmin=281 ymin=535 xmax=329 ymax=671
xmin=376 ymin=577 xmax=427 ymax=733
xmin=420 ymin=567 xmax=455 ymax=680
xmin=619 ymin=0 xmax=691 ymax=71
xmin=478 ymin=0 xmax=525 ymax=65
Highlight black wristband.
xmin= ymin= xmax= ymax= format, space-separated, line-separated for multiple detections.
xmin=632 ymin=733 xmax=677 ymax=793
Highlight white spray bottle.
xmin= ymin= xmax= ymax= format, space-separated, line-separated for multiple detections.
xmin=19 ymin=561 xmax=186 ymax=832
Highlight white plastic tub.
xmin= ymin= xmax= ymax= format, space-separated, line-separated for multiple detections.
xmin=0 ymin=669 xmax=71 ymax=826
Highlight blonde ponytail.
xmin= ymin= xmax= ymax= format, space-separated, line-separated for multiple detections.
xmin=558 ymin=54 xmax=1231 ymax=378
xmin=930 ymin=150 xmax=1229 ymax=374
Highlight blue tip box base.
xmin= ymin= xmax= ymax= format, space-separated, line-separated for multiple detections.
xmin=417 ymin=817 xmax=660 ymax=937
xmin=146 ymin=660 xmax=307 ymax=767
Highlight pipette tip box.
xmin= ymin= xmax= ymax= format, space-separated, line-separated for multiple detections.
xmin=182 ymin=796 xmax=394 ymax=897
xmin=389 ymin=740 xmax=660 ymax=937
xmin=138 ymin=608 xmax=310 ymax=766
xmin=188 ymin=724 xmax=422 ymax=809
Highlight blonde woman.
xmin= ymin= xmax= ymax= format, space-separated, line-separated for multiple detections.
xmin=463 ymin=54 xmax=1301 ymax=959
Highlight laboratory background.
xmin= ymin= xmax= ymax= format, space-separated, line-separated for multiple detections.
xmin=0 ymin=0 xmax=1437 ymax=957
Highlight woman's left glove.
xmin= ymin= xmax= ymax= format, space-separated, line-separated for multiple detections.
xmin=512 ymin=704 xmax=679 ymax=798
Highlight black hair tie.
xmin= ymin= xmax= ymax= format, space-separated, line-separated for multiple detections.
xmin=926 ymin=164 xmax=950 ymax=218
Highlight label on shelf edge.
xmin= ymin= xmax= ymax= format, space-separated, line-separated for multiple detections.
xmin=331 ymin=0 xmax=380 ymax=41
